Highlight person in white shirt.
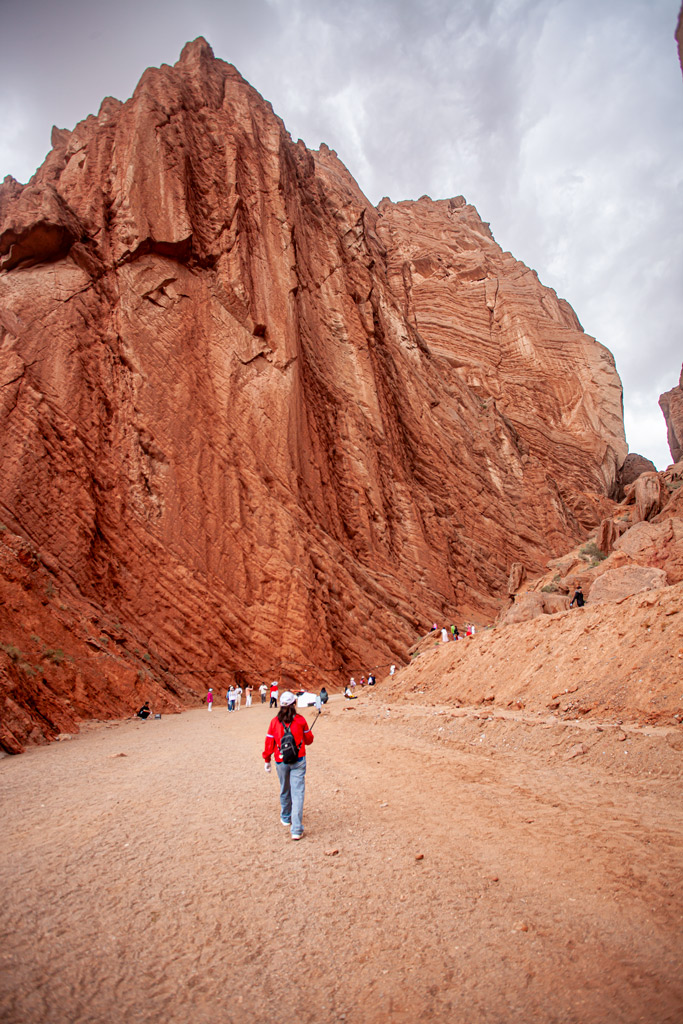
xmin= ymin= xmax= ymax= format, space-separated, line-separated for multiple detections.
xmin=259 ymin=683 xmax=267 ymax=704
xmin=235 ymin=685 xmax=243 ymax=710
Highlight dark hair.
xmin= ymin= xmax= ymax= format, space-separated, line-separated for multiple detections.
xmin=277 ymin=704 xmax=297 ymax=725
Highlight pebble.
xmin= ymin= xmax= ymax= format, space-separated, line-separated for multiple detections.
xmin=324 ymin=848 xmax=339 ymax=857
xmin=415 ymin=853 xmax=424 ymax=861
xmin=565 ymin=742 xmax=586 ymax=760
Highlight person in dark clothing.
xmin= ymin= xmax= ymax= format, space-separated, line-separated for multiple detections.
xmin=319 ymin=687 xmax=329 ymax=704
xmin=570 ymin=586 xmax=585 ymax=608
xmin=137 ymin=702 xmax=151 ymax=719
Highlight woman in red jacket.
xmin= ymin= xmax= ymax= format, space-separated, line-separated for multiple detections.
xmin=263 ymin=691 xmax=314 ymax=840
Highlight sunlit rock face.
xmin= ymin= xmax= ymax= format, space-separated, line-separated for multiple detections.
xmin=0 ymin=38 xmax=628 ymax=747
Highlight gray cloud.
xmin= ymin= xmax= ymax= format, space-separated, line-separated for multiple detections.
xmin=2 ymin=0 xmax=681 ymax=467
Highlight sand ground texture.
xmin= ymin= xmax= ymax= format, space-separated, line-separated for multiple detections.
xmin=1 ymin=695 xmax=682 ymax=1024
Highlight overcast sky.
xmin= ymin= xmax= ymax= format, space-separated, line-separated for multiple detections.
xmin=1 ymin=0 xmax=681 ymax=468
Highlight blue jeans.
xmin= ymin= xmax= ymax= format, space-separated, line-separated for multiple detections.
xmin=275 ymin=758 xmax=306 ymax=836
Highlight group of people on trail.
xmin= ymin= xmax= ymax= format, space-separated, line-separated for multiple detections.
xmin=226 ymin=684 xmax=253 ymax=711
xmin=436 ymin=623 xmax=474 ymax=643
xmin=206 ymin=682 xmax=330 ymax=712
xmin=344 ymin=673 xmax=376 ymax=698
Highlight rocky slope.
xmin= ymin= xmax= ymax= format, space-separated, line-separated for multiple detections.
xmin=0 ymin=39 xmax=629 ymax=751
xmin=388 ymin=581 xmax=682 ymax=728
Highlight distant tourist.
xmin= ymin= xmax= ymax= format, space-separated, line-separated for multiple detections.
xmin=262 ymin=691 xmax=314 ymax=840
xmin=367 ymin=674 xmax=375 ymax=687
xmin=137 ymin=702 xmax=151 ymax=720
xmin=259 ymin=683 xmax=267 ymax=704
xmin=390 ymin=664 xmax=396 ymax=677
xmin=320 ymin=687 xmax=329 ymax=704
xmin=245 ymin=685 xmax=253 ymax=708
xmin=441 ymin=627 xmax=449 ymax=643
xmin=207 ymin=688 xmax=214 ymax=712
xmin=235 ymin=684 xmax=243 ymax=711
xmin=570 ymin=585 xmax=585 ymax=608
xmin=450 ymin=624 xmax=458 ymax=639
xmin=270 ymin=682 xmax=279 ymax=708
xmin=227 ymin=686 xmax=236 ymax=712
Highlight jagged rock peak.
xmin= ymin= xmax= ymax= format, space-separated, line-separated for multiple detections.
xmin=179 ymin=36 xmax=215 ymax=64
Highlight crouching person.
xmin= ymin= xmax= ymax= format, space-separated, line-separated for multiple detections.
xmin=263 ymin=691 xmax=314 ymax=841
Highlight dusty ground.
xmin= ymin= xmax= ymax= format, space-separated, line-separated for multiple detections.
xmin=1 ymin=694 xmax=682 ymax=1024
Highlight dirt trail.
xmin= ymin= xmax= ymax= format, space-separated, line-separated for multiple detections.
xmin=1 ymin=695 xmax=682 ymax=1024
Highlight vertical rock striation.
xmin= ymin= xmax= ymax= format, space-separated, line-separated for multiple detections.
xmin=0 ymin=39 xmax=628 ymax=748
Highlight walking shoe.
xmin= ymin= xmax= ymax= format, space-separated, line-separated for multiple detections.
xmin=280 ymin=817 xmax=291 ymax=826
xmin=291 ymin=832 xmax=304 ymax=841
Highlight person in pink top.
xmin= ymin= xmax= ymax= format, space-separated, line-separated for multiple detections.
xmin=206 ymin=688 xmax=214 ymax=711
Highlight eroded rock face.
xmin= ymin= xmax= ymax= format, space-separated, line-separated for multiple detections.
xmin=0 ymin=39 xmax=628 ymax=750
xmin=659 ymin=364 xmax=683 ymax=465
xmin=613 ymin=453 xmax=657 ymax=500
xmin=588 ymin=566 xmax=668 ymax=605
xmin=614 ymin=518 xmax=683 ymax=585
xmin=498 ymin=592 xmax=570 ymax=626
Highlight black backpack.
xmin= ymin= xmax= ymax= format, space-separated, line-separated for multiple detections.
xmin=279 ymin=724 xmax=299 ymax=764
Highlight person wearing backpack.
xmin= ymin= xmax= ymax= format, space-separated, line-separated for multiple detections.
xmin=263 ymin=691 xmax=314 ymax=841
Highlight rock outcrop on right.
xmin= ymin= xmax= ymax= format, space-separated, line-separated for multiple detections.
xmin=500 ymin=459 xmax=683 ymax=624
xmin=660 ymin=364 xmax=683 ymax=465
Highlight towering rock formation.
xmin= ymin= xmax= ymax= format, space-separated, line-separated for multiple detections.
xmin=0 ymin=39 xmax=627 ymax=749
xmin=659 ymin=365 xmax=683 ymax=465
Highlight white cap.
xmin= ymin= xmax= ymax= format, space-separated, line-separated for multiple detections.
xmin=280 ymin=691 xmax=297 ymax=707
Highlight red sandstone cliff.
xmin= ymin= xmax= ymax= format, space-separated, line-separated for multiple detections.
xmin=0 ymin=39 xmax=628 ymax=751
xmin=659 ymin=364 xmax=683 ymax=465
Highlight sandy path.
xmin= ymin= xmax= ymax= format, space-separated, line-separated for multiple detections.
xmin=1 ymin=695 xmax=682 ymax=1024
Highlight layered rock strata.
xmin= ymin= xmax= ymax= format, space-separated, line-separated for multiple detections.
xmin=0 ymin=39 xmax=628 ymax=749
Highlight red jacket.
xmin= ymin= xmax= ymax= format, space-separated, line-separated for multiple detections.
xmin=263 ymin=714 xmax=314 ymax=762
